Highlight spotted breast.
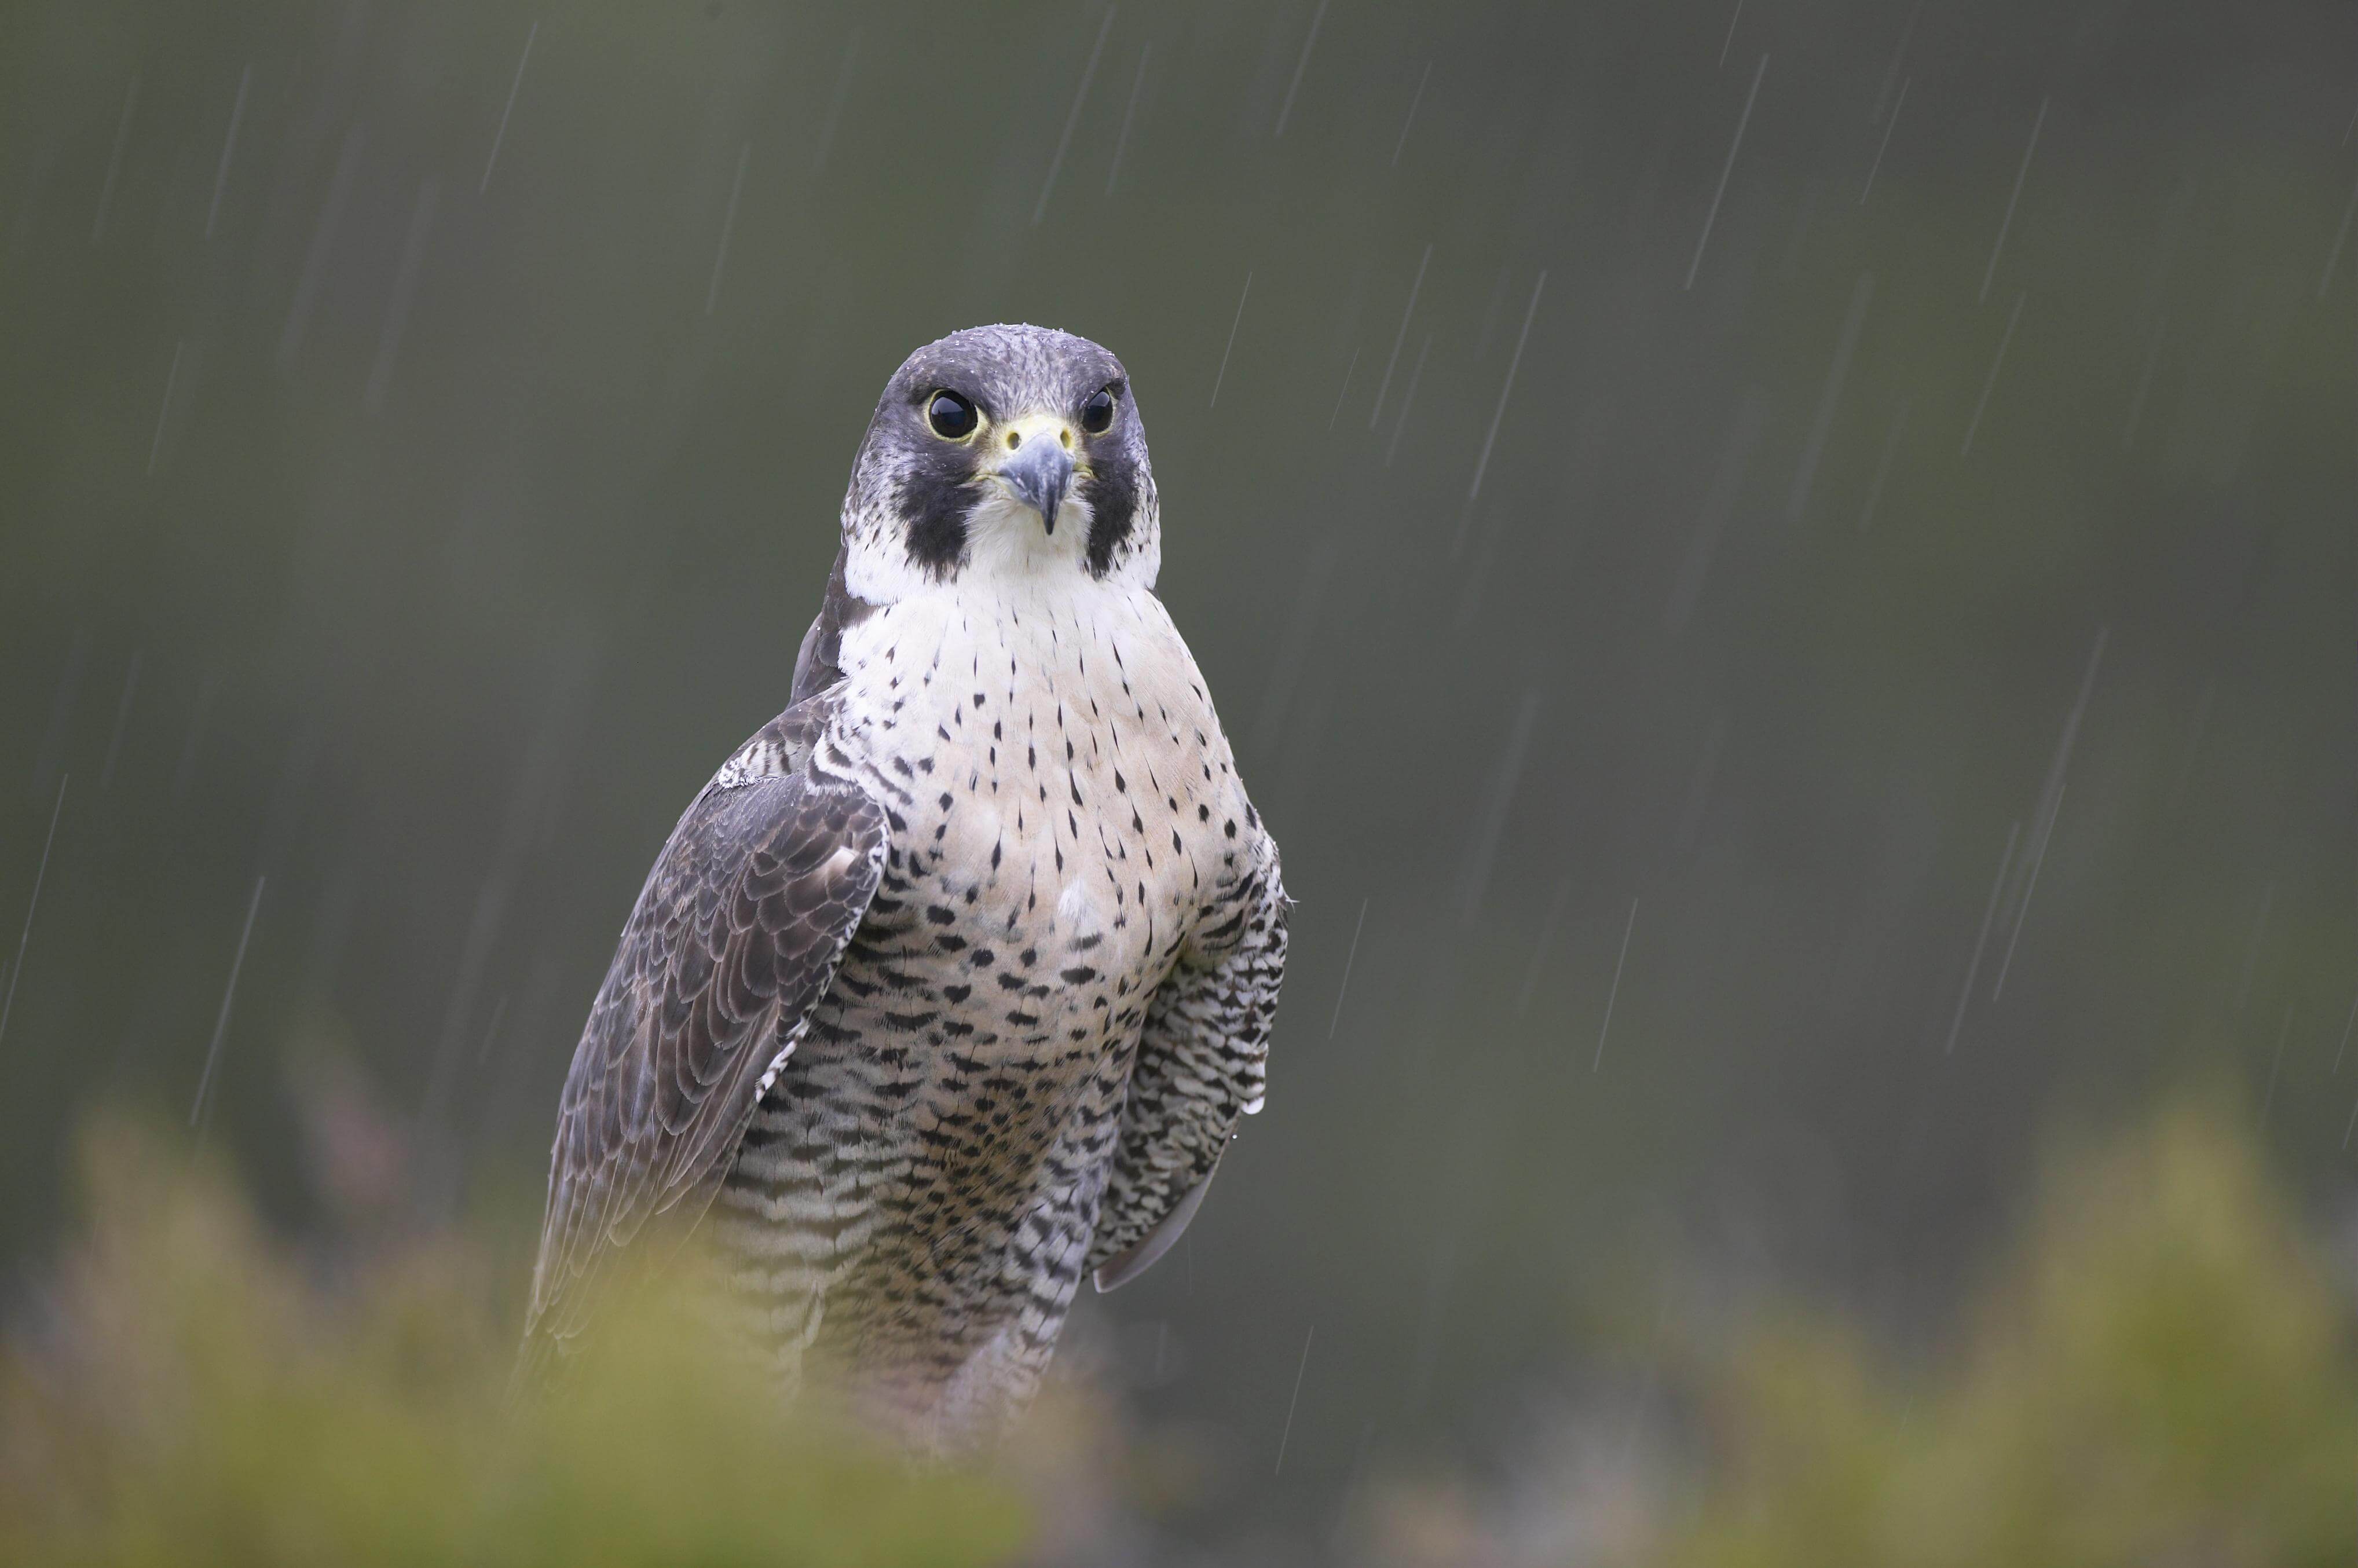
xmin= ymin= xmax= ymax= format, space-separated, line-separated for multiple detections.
xmin=712 ymin=573 xmax=1279 ymax=1445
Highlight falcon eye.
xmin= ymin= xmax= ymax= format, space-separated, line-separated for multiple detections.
xmin=1080 ymin=386 xmax=1117 ymax=435
xmin=925 ymin=390 xmax=979 ymax=439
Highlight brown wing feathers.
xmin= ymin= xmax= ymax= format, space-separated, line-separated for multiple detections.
xmin=523 ymin=763 xmax=887 ymax=1357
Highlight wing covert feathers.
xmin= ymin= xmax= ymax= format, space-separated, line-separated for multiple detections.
xmin=1088 ymin=844 xmax=1287 ymax=1291
xmin=522 ymin=731 xmax=886 ymax=1363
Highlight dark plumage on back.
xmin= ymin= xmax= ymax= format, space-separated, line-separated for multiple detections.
xmin=789 ymin=547 xmax=872 ymax=705
xmin=522 ymin=704 xmax=887 ymax=1367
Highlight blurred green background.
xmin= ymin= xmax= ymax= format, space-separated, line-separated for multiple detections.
xmin=1 ymin=0 xmax=2351 ymax=1561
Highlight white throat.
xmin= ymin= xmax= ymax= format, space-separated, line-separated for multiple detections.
xmin=841 ymin=493 xmax=1111 ymax=605
xmin=958 ymin=489 xmax=1092 ymax=583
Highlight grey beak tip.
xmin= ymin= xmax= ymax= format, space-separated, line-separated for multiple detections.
xmin=1004 ymin=441 xmax=1076 ymax=536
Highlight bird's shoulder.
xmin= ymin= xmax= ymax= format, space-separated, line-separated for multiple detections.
xmin=707 ymin=697 xmax=834 ymax=793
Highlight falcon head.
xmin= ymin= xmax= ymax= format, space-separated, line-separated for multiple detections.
xmin=838 ymin=325 xmax=1160 ymax=600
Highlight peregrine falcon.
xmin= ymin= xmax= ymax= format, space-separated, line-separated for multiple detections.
xmin=521 ymin=324 xmax=1288 ymax=1448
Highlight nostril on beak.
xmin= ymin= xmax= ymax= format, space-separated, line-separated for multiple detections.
xmin=1000 ymin=434 xmax=1075 ymax=535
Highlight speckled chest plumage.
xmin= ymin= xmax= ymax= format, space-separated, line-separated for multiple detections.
xmin=711 ymin=575 xmax=1258 ymax=1433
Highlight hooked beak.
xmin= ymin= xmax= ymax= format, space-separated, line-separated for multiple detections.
xmin=993 ymin=422 xmax=1077 ymax=535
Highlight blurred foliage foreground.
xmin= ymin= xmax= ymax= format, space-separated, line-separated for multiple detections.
xmin=3 ymin=1090 xmax=2353 ymax=1567
xmin=1372 ymin=1091 xmax=2357 ymax=1568
xmin=0 ymin=1126 xmax=1035 ymax=1567
xmin=1651 ymin=1094 xmax=2356 ymax=1568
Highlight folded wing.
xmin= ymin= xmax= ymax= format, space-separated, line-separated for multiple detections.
xmin=522 ymin=728 xmax=887 ymax=1364
xmin=1089 ymin=849 xmax=1287 ymax=1291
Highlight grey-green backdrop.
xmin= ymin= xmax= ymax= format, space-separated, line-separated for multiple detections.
xmin=1 ymin=0 xmax=2351 ymax=1552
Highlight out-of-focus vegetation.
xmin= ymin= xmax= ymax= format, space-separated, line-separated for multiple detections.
xmin=1362 ymin=1089 xmax=2357 ymax=1568
xmin=0 ymin=1121 xmax=1032 ymax=1567
xmin=6 ymin=1089 xmax=2346 ymax=1567
xmin=1657 ymin=1091 xmax=2354 ymax=1568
